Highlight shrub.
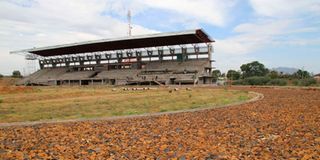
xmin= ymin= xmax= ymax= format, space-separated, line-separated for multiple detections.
xmin=232 ymin=79 xmax=243 ymax=85
xmin=0 ymin=74 xmax=3 ymax=78
xmin=12 ymin=70 xmax=22 ymax=78
xmin=292 ymin=78 xmax=317 ymax=86
xmin=267 ymin=79 xmax=287 ymax=86
xmin=292 ymin=79 xmax=300 ymax=86
xmin=232 ymin=76 xmax=271 ymax=85
xmin=301 ymin=78 xmax=316 ymax=86
xmin=232 ymin=80 xmax=246 ymax=85
xmin=244 ymin=76 xmax=271 ymax=85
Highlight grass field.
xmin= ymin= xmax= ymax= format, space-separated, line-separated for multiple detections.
xmin=0 ymin=85 xmax=251 ymax=123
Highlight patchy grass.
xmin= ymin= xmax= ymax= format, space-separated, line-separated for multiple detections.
xmin=0 ymin=86 xmax=252 ymax=123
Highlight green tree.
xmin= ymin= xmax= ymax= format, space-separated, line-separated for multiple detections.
xmin=12 ymin=70 xmax=22 ymax=78
xmin=293 ymin=69 xmax=310 ymax=79
xmin=240 ymin=61 xmax=269 ymax=78
xmin=212 ymin=70 xmax=221 ymax=82
xmin=268 ymin=70 xmax=279 ymax=79
xmin=226 ymin=70 xmax=241 ymax=80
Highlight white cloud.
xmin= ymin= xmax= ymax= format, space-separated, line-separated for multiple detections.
xmin=0 ymin=0 xmax=157 ymax=75
xmin=214 ymin=17 xmax=319 ymax=56
xmin=214 ymin=19 xmax=293 ymax=55
xmin=233 ymin=19 xmax=292 ymax=35
xmin=0 ymin=0 xmax=319 ymax=74
xmin=212 ymin=19 xmax=319 ymax=76
xmin=103 ymin=0 xmax=238 ymax=27
xmin=249 ymin=0 xmax=320 ymax=18
xmin=137 ymin=0 xmax=237 ymax=27
xmin=213 ymin=53 xmax=256 ymax=73
xmin=0 ymin=0 xmax=241 ymax=75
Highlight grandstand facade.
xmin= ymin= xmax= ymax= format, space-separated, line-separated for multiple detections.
xmin=12 ymin=29 xmax=215 ymax=86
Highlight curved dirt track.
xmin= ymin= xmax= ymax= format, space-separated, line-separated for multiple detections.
xmin=1 ymin=87 xmax=320 ymax=159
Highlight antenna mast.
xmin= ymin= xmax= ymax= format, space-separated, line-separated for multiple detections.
xmin=127 ymin=10 xmax=132 ymax=36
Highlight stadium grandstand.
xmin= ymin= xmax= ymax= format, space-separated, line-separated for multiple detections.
xmin=11 ymin=29 xmax=215 ymax=86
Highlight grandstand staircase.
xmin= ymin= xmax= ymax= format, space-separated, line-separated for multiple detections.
xmin=89 ymin=71 xmax=101 ymax=78
xmin=194 ymin=78 xmax=199 ymax=85
xmin=18 ymin=69 xmax=50 ymax=85
xmin=153 ymin=80 xmax=164 ymax=86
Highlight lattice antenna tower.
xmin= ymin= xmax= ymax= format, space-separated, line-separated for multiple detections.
xmin=127 ymin=10 xmax=132 ymax=36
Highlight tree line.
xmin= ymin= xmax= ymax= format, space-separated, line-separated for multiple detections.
xmin=212 ymin=61 xmax=318 ymax=86
xmin=0 ymin=70 xmax=22 ymax=78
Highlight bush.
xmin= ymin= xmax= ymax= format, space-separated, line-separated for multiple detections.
xmin=232 ymin=80 xmax=246 ymax=85
xmin=267 ymin=79 xmax=287 ymax=86
xmin=293 ymin=78 xmax=317 ymax=86
xmin=12 ymin=70 xmax=22 ymax=78
xmin=302 ymin=78 xmax=317 ymax=86
xmin=245 ymin=76 xmax=271 ymax=85
xmin=0 ymin=74 xmax=3 ymax=78
xmin=292 ymin=79 xmax=299 ymax=86
xmin=232 ymin=76 xmax=271 ymax=85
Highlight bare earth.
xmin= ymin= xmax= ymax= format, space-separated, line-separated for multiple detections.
xmin=1 ymin=87 xmax=320 ymax=159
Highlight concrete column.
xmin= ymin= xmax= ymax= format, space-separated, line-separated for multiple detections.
xmin=39 ymin=61 xmax=44 ymax=69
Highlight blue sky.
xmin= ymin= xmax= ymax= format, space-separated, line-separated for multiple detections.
xmin=0 ymin=0 xmax=319 ymax=75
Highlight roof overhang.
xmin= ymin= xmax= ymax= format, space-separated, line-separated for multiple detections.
xmin=11 ymin=29 xmax=214 ymax=57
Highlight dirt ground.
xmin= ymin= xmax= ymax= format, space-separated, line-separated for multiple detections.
xmin=1 ymin=87 xmax=320 ymax=159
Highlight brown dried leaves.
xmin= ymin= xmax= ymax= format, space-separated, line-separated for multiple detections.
xmin=1 ymin=87 xmax=320 ymax=159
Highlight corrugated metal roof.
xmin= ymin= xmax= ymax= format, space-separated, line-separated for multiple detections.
xmin=11 ymin=29 xmax=214 ymax=57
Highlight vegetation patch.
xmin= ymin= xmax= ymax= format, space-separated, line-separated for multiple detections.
xmin=267 ymin=79 xmax=287 ymax=86
xmin=0 ymin=86 xmax=251 ymax=123
xmin=214 ymin=61 xmax=319 ymax=87
xmin=292 ymin=78 xmax=317 ymax=86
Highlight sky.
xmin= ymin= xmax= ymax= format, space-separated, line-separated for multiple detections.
xmin=0 ymin=0 xmax=320 ymax=75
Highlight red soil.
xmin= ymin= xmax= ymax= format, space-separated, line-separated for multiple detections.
xmin=1 ymin=87 xmax=320 ymax=159
xmin=0 ymin=78 xmax=33 ymax=94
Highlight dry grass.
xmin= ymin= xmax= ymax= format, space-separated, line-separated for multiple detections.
xmin=0 ymin=85 xmax=251 ymax=123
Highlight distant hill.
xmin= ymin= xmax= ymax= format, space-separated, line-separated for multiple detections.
xmin=272 ymin=67 xmax=298 ymax=74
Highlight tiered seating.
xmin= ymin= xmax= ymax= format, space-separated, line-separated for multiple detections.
xmin=20 ymin=59 xmax=210 ymax=85
xmin=37 ymin=68 xmax=68 ymax=80
xmin=96 ymin=69 xmax=139 ymax=80
xmin=19 ymin=68 xmax=68 ymax=85
xmin=145 ymin=60 xmax=209 ymax=72
xmin=59 ymin=71 xmax=97 ymax=80
xmin=173 ymin=73 xmax=196 ymax=84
